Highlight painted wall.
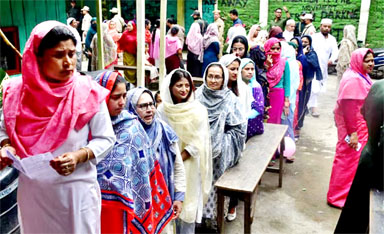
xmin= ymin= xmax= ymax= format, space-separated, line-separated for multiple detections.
xmin=0 ymin=0 xmax=67 ymax=53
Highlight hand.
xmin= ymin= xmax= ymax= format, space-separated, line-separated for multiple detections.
xmin=303 ymin=46 xmax=309 ymax=54
xmin=181 ymin=150 xmax=191 ymax=161
xmin=172 ymin=200 xmax=183 ymax=220
xmin=265 ymin=54 xmax=273 ymax=68
xmin=349 ymin=132 xmax=359 ymax=150
xmin=283 ymin=6 xmax=288 ymax=12
xmin=283 ymin=106 xmax=289 ymax=116
xmin=50 ymin=152 xmax=80 ymax=176
xmin=328 ymin=59 xmax=333 ymax=66
xmin=0 ymin=146 xmax=15 ymax=170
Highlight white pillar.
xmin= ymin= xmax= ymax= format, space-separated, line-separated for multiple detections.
xmin=159 ymin=0 xmax=167 ymax=87
xmin=357 ymin=0 xmax=371 ymax=44
xmin=198 ymin=0 xmax=203 ymax=18
xmin=117 ymin=0 xmax=122 ymax=17
xmin=136 ymin=0 xmax=145 ymax=87
xmin=259 ymin=0 xmax=269 ymax=28
xmin=96 ymin=0 xmax=104 ymax=70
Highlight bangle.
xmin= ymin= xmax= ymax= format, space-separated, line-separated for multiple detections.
xmin=80 ymin=147 xmax=90 ymax=162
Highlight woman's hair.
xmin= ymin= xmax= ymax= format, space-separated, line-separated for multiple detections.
xmin=169 ymin=70 xmax=194 ymax=104
xmin=170 ymin=26 xmax=179 ymax=36
xmin=111 ymin=74 xmax=127 ymax=93
xmin=154 ymin=90 xmax=161 ymax=101
xmin=152 ymin=19 xmax=160 ymax=44
xmin=226 ymin=59 xmax=240 ymax=96
xmin=364 ymin=50 xmax=374 ymax=59
xmin=145 ymin=19 xmax=151 ymax=27
xmin=37 ymin=26 xmax=76 ymax=57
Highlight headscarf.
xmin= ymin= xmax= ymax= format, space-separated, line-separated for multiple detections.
xmin=203 ymin=23 xmax=219 ymax=50
xmin=248 ymin=24 xmax=261 ymax=49
xmin=337 ymin=48 xmax=373 ymax=102
xmin=220 ymin=54 xmax=254 ymax=117
xmin=195 ymin=63 xmax=246 ymax=159
xmin=269 ymin=26 xmax=284 ymax=39
xmin=158 ymin=68 xmax=212 ymax=223
xmin=2 ymin=21 xmax=109 ymax=158
xmin=165 ymin=34 xmax=182 ymax=58
xmin=186 ymin=22 xmax=203 ymax=58
xmin=126 ymin=87 xmax=179 ymax=201
xmin=226 ymin=25 xmax=247 ymax=53
xmin=230 ymin=35 xmax=249 ymax=58
xmin=118 ymin=21 xmax=137 ymax=54
xmin=264 ymin=37 xmax=287 ymax=87
xmin=108 ymin=20 xmax=122 ymax=43
xmin=91 ymin=23 xmax=117 ymax=70
xmin=336 ymin=25 xmax=358 ymax=79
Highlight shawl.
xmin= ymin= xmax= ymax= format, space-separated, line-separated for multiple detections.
xmin=248 ymin=24 xmax=261 ymax=49
xmin=157 ymin=69 xmax=212 ymax=223
xmin=145 ymin=28 xmax=152 ymax=44
xmin=301 ymin=35 xmax=323 ymax=81
xmin=108 ymin=21 xmax=122 ymax=43
xmin=195 ymin=63 xmax=246 ymax=165
xmin=269 ymin=26 xmax=284 ymax=39
xmin=165 ymin=35 xmax=182 ymax=58
xmin=126 ymin=87 xmax=180 ymax=202
xmin=91 ymin=23 xmax=117 ymax=70
xmin=85 ymin=18 xmax=97 ymax=50
xmin=337 ymin=48 xmax=373 ymax=102
xmin=281 ymin=45 xmax=300 ymax=110
xmin=264 ymin=38 xmax=287 ymax=87
xmin=186 ymin=22 xmax=203 ymax=58
xmin=220 ymin=54 xmax=254 ymax=118
xmin=2 ymin=21 xmax=109 ymax=158
xmin=203 ymin=23 xmax=220 ymax=50
xmin=336 ymin=25 xmax=358 ymax=79
xmin=97 ymin=110 xmax=173 ymax=234
xmin=118 ymin=21 xmax=137 ymax=54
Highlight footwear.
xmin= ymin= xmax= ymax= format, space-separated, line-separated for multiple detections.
xmin=268 ymin=160 xmax=276 ymax=167
xmin=310 ymin=107 xmax=320 ymax=117
xmin=226 ymin=208 xmax=236 ymax=222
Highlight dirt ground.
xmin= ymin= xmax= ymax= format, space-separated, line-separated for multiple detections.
xmin=224 ymin=74 xmax=342 ymax=234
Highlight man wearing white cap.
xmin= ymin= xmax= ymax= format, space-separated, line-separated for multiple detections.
xmin=283 ymin=19 xmax=295 ymax=41
xmin=110 ymin=7 xmax=125 ymax=33
xmin=301 ymin=14 xmax=316 ymax=36
xmin=67 ymin=17 xmax=82 ymax=71
xmin=81 ymin=6 xmax=92 ymax=42
xmin=308 ymin=18 xmax=338 ymax=117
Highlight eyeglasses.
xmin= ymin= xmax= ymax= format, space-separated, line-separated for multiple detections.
xmin=137 ymin=102 xmax=155 ymax=110
xmin=232 ymin=47 xmax=245 ymax=52
xmin=207 ymin=75 xmax=223 ymax=81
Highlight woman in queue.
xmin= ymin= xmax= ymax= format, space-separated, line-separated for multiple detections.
xmin=96 ymin=72 xmax=173 ymax=233
xmin=157 ymin=69 xmax=212 ymax=233
xmin=264 ymin=37 xmax=291 ymax=124
xmin=327 ymin=48 xmax=375 ymax=208
xmin=202 ymin=23 xmax=220 ymax=77
xmin=125 ymin=87 xmax=186 ymax=234
xmin=165 ymin=26 xmax=183 ymax=74
xmin=196 ymin=63 xmax=246 ymax=230
xmin=118 ymin=21 xmax=137 ymax=84
xmin=0 ymin=21 xmax=115 ymax=233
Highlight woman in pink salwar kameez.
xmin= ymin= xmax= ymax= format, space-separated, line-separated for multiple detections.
xmin=327 ymin=48 xmax=374 ymax=208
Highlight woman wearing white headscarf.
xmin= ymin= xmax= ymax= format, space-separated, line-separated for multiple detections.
xmin=195 ymin=62 xmax=247 ymax=230
xmin=336 ymin=25 xmax=357 ymax=88
xmin=247 ymin=24 xmax=261 ymax=49
xmin=90 ymin=23 xmax=117 ymax=71
xmin=157 ymin=69 xmax=212 ymax=233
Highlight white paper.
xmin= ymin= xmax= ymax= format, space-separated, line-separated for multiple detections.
xmin=344 ymin=135 xmax=362 ymax=151
xmin=7 ymin=150 xmax=55 ymax=179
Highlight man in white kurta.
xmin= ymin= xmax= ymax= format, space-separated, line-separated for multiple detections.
xmin=308 ymin=18 xmax=338 ymax=117
xmin=81 ymin=6 xmax=92 ymax=42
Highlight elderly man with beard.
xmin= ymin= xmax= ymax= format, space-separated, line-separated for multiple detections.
xmin=308 ymin=18 xmax=338 ymax=117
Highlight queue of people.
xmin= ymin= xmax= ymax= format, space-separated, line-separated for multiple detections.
xmin=0 ymin=4 xmax=381 ymax=234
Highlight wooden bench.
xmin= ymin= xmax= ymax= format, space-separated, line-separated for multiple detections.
xmin=370 ymin=189 xmax=384 ymax=233
xmin=215 ymin=123 xmax=288 ymax=234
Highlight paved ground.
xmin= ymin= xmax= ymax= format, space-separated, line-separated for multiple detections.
xmin=224 ymin=74 xmax=342 ymax=234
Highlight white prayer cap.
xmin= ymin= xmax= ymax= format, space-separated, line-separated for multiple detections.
xmin=81 ymin=6 xmax=90 ymax=11
xmin=303 ymin=14 xmax=313 ymax=20
xmin=321 ymin=18 xmax=333 ymax=25
xmin=110 ymin=7 xmax=119 ymax=13
xmin=67 ymin=17 xmax=76 ymax=25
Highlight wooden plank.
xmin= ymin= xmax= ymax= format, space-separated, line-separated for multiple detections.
xmin=10 ymin=0 xmax=27 ymax=52
xmin=35 ymin=0 xmax=48 ymax=24
xmin=0 ymin=0 xmax=13 ymax=26
xmin=46 ymin=0 xmax=57 ymax=20
xmin=96 ymin=0 xmax=104 ymax=70
xmin=215 ymin=123 xmax=287 ymax=193
xmin=159 ymin=0 xmax=167 ymax=87
xmin=370 ymin=189 xmax=384 ymax=234
xmin=56 ymin=0 xmax=67 ymax=24
xmin=113 ymin=65 xmax=153 ymax=71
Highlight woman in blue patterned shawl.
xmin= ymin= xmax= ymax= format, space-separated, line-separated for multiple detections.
xmin=96 ymin=71 xmax=173 ymax=234
xmin=125 ymin=87 xmax=186 ymax=234
xmin=195 ymin=62 xmax=247 ymax=229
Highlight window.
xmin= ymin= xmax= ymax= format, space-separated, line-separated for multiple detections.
xmin=0 ymin=27 xmax=21 ymax=75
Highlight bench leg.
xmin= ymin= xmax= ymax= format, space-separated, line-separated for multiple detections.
xmin=279 ymin=139 xmax=285 ymax=187
xmin=244 ymin=193 xmax=252 ymax=234
xmin=217 ymin=190 xmax=225 ymax=234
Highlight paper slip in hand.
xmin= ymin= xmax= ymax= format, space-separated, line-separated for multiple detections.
xmin=6 ymin=150 xmax=55 ymax=179
xmin=344 ymin=135 xmax=362 ymax=151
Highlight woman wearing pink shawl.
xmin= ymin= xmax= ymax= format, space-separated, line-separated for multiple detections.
xmin=165 ymin=26 xmax=183 ymax=74
xmin=0 ymin=21 xmax=115 ymax=233
xmin=202 ymin=23 xmax=220 ymax=77
xmin=264 ymin=37 xmax=291 ymax=124
xmin=151 ymin=19 xmax=161 ymax=67
xmin=327 ymin=48 xmax=374 ymax=208
xmin=186 ymin=22 xmax=203 ymax=77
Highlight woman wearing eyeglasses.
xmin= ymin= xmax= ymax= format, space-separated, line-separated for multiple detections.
xmin=157 ymin=69 xmax=212 ymax=233
xmin=195 ymin=63 xmax=247 ymax=231
xmin=264 ymin=37 xmax=291 ymax=124
xmin=96 ymin=71 xmax=173 ymax=234
xmin=125 ymin=87 xmax=186 ymax=234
